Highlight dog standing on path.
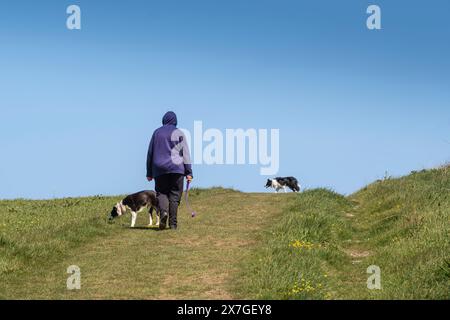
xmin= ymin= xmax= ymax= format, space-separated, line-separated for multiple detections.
xmin=109 ymin=191 xmax=160 ymax=228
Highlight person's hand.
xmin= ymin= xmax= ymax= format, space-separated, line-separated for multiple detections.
xmin=147 ymin=176 xmax=153 ymax=181
xmin=186 ymin=175 xmax=193 ymax=182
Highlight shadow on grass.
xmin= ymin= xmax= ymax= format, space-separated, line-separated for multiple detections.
xmin=120 ymin=225 xmax=162 ymax=231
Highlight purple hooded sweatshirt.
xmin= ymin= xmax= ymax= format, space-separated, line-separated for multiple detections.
xmin=146 ymin=111 xmax=193 ymax=178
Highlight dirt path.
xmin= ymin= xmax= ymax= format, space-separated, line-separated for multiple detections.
xmin=11 ymin=191 xmax=293 ymax=299
xmin=327 ymin=205 xmax=375 ymax=299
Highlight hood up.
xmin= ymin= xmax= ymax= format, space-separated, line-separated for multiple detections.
xmin=162 ymin=111 xmax=177 ymax=126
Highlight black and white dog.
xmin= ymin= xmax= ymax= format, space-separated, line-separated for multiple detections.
xmin=109 ymin=190 xmax=161 ymax=227
xmin=265 ymin=177 xmax=301 ymax=193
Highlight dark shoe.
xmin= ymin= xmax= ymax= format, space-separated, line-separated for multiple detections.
xmin=159 ymin=211 xmax=168 ymax=230
xmin=169 ymin=225 xmax=177 ymax=230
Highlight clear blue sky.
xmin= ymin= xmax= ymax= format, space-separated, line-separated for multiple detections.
xmin=0 ymin=0 xmax=449 ymax=199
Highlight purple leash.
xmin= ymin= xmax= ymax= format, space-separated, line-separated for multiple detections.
xmin=185 ymin=180 xmax=196 ymax=218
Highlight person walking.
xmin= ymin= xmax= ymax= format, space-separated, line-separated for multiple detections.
xmin=146 ymin=111 xmax=193 ymax=230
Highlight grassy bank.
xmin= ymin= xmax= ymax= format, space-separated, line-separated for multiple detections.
xmin=238 ymin=165 xmax=449 ymax=299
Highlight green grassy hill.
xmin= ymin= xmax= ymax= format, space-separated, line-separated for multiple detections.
xmin=0 ymin=166 xmax=448 ymax=299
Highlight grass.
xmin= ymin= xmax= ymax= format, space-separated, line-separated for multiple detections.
xmin=344 ymin=165 xmax=450 ymax=299
xmin=235 ymin=189 xmax=353 ymax=299
xmin=0 ymin=195 xmax=115 ymax=277
xmin=238 ymin=165 xmax=450 ymax=299
xmin=0 ymin=166 xmax=448 ymax=299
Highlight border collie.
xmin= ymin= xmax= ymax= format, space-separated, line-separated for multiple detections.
xmin=265 ymin=177 xmax=300 ymax=193
xmin=109 ymin=190 xmax=161 ymax=227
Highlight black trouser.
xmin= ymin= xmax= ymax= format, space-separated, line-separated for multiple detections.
xmin=155 ymin=173 xmax=184 ymax=227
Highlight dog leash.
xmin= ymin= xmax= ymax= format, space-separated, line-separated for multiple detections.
xmin=185 ymin=180 xmax=196 ymax=218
